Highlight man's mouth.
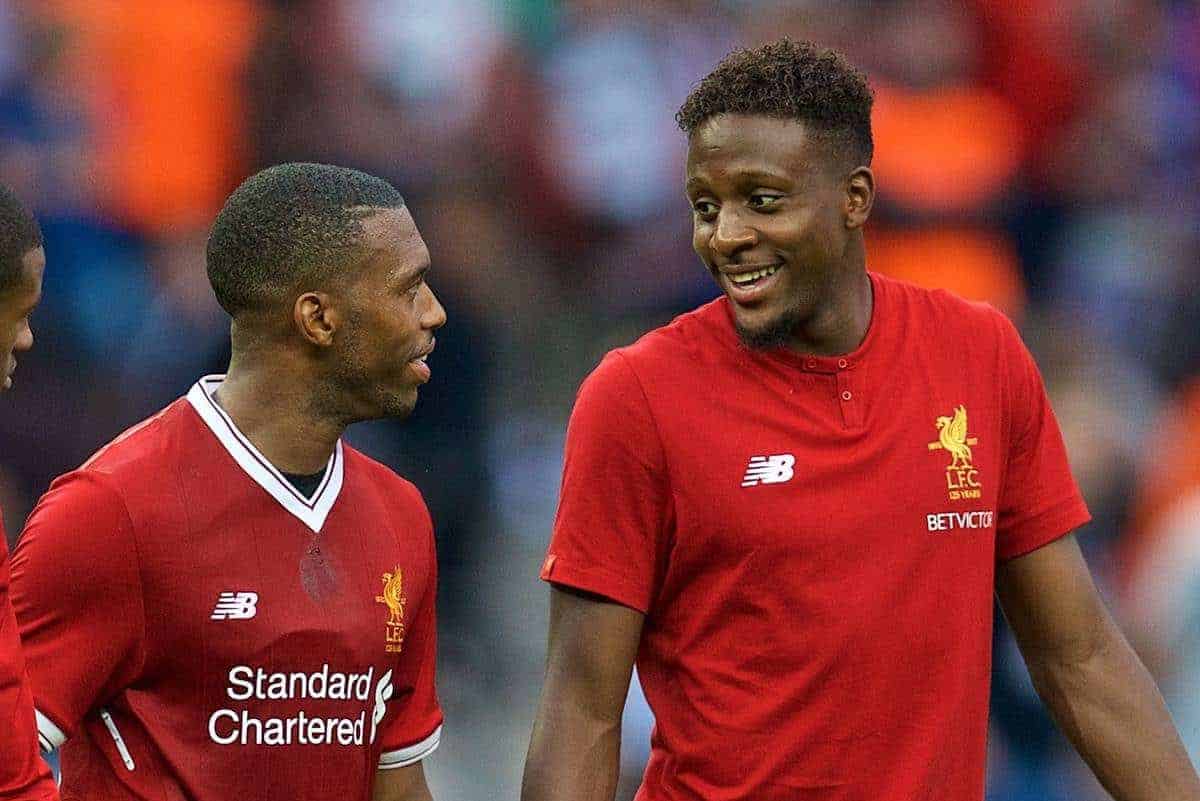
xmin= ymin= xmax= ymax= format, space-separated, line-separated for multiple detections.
xmin=721 ymin=263 xmax=784 ymax=302
xmin=408 ymin=342 xmax=434 ymax=383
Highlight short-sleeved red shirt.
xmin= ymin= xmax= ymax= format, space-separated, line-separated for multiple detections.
xmin=0 ymin=523 xmax=57 ymax=801
xmin=543 ymin=272 xmax=1091 ymax=801
xmin=11 ymin=376 xmax=442 ymax=801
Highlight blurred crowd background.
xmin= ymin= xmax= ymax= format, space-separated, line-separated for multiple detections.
xmin=0 ymin=0 xmax=1197 ymax=797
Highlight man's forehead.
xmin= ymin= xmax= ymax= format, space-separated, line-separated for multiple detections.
xmin=687 ymin=114 xmax=821 ymax=171
xmin=357 ymin=207 xmax=429 ymax=276
xmin=17 ymin=246 xmax=45 ymax=297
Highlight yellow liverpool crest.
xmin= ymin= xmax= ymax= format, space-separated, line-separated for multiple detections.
xmin=927 ymin=405 xmax=982 ymax=500
xmin=375 ymin=567 xmax=407 ymax=653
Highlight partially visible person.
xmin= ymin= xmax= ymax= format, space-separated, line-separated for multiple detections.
xmin=11 ymin=164 xmax=444 ymax=801
xmin=522 ymin=39 xmax=1200 ymax=801
xmin=0 ymin=183 xmax=55 ymax=800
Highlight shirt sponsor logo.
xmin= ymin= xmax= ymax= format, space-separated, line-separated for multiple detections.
xmin=375 ymin=567 xmax=407 ymax=653
xmin=927 ymin=405 xmax=983 ymax=500
xmin=927 ymin=510 xmax=995 ymax=532
xmin=207 ymin=664 xmax=393 ymax=747
xmin=211 ymin=591 xmax=259 ymax=620
xmin=741 ymin=454 xmax=795 ymax=487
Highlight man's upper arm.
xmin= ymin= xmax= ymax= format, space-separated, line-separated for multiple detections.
xmin=541 ymin=585 xmax=644 ymax=724
xmin=375 ymin=519 xmax=442 ymax=772
xmin=995 ymin=533 xmax=1114 ymax=664
xmin=540 ymin=351 xmax=672 ymax=614
xmin=993 ymin=314 xmax=1091 ymax=561
xmin=10 ymin=471 xmax=145 ymax=747
xmin=0 ymin=539 xmax=58 ymax=798
xmin=372 ymin=762 xmax=433 ymax=801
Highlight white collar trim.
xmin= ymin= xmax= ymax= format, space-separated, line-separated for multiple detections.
xmin=186 ymin=375 xmax=343 ymax=533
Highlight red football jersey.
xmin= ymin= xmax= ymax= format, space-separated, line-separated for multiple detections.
xmin=543 ymin=272 xmax=1091 ymax=801
xmin=0 ymin=524 xmax=57 ymax=801
xmin=10 ymin=376 xmax=442 ymax=801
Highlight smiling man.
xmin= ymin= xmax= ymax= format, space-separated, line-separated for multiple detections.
xmin=522 ymin=40 xmax=1200 ymax=801
xmin=0 ymin=184 xmax=57 ymax=801
xmin=11 ymin=164 xmax=445 ymax=801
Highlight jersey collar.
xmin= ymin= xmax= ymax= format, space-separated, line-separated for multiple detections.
xmin=186 ymin=375 xmax=344 ymax=533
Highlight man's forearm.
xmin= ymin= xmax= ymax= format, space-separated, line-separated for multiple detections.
xmin=521 ymin=707 xmax=622 ymax=801
xmin=1027 ymin=622 xmax=1200 ymax=800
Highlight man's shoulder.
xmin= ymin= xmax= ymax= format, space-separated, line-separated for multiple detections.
xmin=341 ymin=444 xmax=427 ymax=512
xmin=875 ymin=272 xmax=1015 ymax=347
xmin=76 ymin=397 xmax=197 ymax=483
xmin=593 ymin=298 xmax=730 ymax=386
xmin=878 ymin=271 xmax=1007 ymax=324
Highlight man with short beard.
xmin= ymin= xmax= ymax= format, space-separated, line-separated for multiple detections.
xmin=0 ymin=183 xmax=55 ymax=801
xmin=523 ymin=39 xmax=1200 ymax=801
xmin=12 ymin=164 xmax=445 ymax=801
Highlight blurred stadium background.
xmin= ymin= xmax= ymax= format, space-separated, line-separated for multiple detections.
xmin=0 ymin=0 xmax=1197 ymax=797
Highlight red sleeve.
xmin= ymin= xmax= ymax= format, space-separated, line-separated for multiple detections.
xmin=0 ymin=532 xmax=59 ymax=801
xmin=9 ymin=472 xmax=146 ymax=749
xmin=377 ymin=509 xmax=442 ymax=770
xmin=994 ymin=317 xmax=1092 ymax=561
xmin=540 ymin=351 xmax=671 ymax=614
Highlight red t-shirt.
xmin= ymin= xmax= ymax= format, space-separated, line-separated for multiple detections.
xmin=0 ymin=522 xmax=58 ymax=801
xmin=10 ymin=376 xmax=442 ymax=801
xmin=542 ymin=272 xmax=1091 ymax=801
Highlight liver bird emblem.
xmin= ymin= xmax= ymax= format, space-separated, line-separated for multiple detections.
xmin=933 ymin=405 xmax=974 ymax=468
xmin=375 ymin=568 xmax=406 ymax=626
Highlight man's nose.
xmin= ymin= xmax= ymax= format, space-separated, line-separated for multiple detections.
xmin=14 ymin=321 xmax=32 ymax=351
xmin=711 ymin=209 xmax=757 ymax=258
xmin=423 ymin=287 xmax=447 ymax=330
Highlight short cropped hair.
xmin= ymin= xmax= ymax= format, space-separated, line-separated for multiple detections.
xmin=0 ymin=184 xmax=43 ymax=292
xmin=207 ymin=163 xmax=405 ymax=317
xmin=676 ymin=39 xmax=874 ymax=167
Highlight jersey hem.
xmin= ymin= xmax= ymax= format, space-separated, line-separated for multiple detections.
xmin=540 ymin=558 xmax=651 ymax=614
xmin=997 ymin=500 xmax=1092 ymax=562
xmin=34 ymin=709 xmax=67 ymax=751
xmin=378 ymin=723 xmax=442 ymax=769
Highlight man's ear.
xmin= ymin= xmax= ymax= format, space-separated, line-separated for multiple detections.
xmin=845 ymin=166 xmax=875 ymax=229
xmin=294 ymin=291 xmax=341 ymax=346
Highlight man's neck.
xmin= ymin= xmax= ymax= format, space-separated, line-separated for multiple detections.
xmin=787 ymin=266 xmax=874 ymax=357
xmin=213 ymin=367 xmax=345 ymax=475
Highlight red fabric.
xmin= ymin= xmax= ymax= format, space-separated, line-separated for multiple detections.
xmin=0 ymin=526 xmax=58 ymax=801
xmin=10 ymin=397 xmax=440 ymax=801
xmin=543 ymin=272 xmax=1090 ymax=801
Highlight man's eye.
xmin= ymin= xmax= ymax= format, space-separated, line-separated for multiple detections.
xmin=749 ymin=194 xmax=782 ymax=209
xmin=693 ymin=200 xmax=717 ymax=215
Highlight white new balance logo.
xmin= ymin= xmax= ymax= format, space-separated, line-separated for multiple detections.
xmin=741 ymin=454 xmax=796 ymax=487
xmin=211 ymin=592 xmax=259 ymax=620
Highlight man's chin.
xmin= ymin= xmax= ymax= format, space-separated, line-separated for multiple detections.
xmin=734 ymin=308 xmax=804 ymax=351
xmin=378 ymin=388 xmax=419 ymax=420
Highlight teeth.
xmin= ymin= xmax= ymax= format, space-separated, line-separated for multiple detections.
xmin=729 ymin=265 xmax=780 ymax=285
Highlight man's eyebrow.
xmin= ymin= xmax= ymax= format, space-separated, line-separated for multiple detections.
xmin=396 ymin=262 xmax=430 ymax=285
xmin=686 ymin=169 xmax=792 ymax=191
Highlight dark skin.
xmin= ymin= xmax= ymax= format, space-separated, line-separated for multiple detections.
xmin=685 ymin=114 xmax=874 ymax=356
xmin=214 ymin=206 xmax=444 ymax=801
xmin=522 ymin=114 xmax=1200 ymax=801
xmin=216 ymin=206 xmax=446 ymax=473
xmin=0 ymin=246 xmax=45 ymax=392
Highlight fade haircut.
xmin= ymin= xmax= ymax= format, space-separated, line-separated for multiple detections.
xmin=676 ymin=39 xmax=874 ymax=168
xmin=0 ymin=183 xmax=43 ymax=293
xmin=207 ymin=163 xmax=405 ymax=317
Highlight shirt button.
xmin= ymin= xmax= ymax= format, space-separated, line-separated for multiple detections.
xmin=841 ymin=390 xmax=853 ymax=401
xmin=805 ymin=359 xmax=817 ymax=369
xmin=837 ymin=359 xmax=848 ymax=369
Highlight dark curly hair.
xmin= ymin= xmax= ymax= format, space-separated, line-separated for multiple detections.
xmin=676 ymin=39 xmax=874 ymax=168
xmin=207 ymin=162 xmax=405 ymax=317
xmin=0 ymin=183 xmax=43 ymax=293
